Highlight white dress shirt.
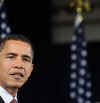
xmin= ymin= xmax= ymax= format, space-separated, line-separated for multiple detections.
xmin=0 ymin=86 xmax=18 ymax=103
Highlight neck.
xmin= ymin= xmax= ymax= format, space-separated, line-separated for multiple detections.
xmin=6 ymin=87 xmax=18 ymax=97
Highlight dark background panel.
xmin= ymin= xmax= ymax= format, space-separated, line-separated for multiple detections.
xmin=88 ymin=42 xmax=100 ymax=102
xmin=6 ymin=0 xmax=51 ymax=43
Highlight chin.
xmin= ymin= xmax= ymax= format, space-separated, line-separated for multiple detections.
xmin=15 ymin=82 xmax=25 ymax=88
xmin=7 ymin=82 xmax=24 ymax=89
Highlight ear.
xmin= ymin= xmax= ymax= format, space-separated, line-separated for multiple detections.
xmin=31 ymin=64 xmax=34 ymax=72
xmin=28 ymin=64 xmax=34 ymax=77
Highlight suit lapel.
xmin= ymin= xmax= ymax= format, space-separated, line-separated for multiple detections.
xmin=0 ymin=96 xmax=5 ymax=103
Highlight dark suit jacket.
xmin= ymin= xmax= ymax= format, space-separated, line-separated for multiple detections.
xmin=0 ymin=96 xmax=20 ymax=103
xmin=0 ymin=96 xmax=5 ymax=103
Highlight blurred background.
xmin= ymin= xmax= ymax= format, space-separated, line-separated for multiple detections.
xmin=2 ymin=0 xmax=100 ymax=103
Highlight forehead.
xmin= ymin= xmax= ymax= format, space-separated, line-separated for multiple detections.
xmin=2 ymin=40 xmax=32 ymax=56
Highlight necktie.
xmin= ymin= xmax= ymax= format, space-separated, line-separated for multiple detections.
xmin=10 ymin=99 xmax=17 ymax=103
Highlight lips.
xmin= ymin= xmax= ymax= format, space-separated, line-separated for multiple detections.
xmin=10 ymin=72 xmax=24 ymax=79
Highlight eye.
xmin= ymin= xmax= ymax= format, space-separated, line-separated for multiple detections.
xmin=6 ymin=53 xmax=17 ymax=59
xmin=7 ymin=55 xmax=15 ymax=59
xmin=23 ymin=57 xmax=31 ymax=62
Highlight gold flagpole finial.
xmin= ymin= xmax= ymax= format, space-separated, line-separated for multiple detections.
xmin=69 ymin=0 xmax=91 ymax=14
xmin=76 ymin=0 xmax=83 ymax=13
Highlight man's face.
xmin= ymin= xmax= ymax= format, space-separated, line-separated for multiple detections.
xmin=0 ymin=40 xmax=33 ymax=90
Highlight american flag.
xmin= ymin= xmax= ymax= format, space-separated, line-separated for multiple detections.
xmin=69 ymin=14 xmax=92 ymax=103
xmin=0 ymin=1 xmax=11 ymax=39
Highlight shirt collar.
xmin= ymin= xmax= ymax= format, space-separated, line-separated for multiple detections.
xmin=0 ymin=86 xmax=18 ymax=103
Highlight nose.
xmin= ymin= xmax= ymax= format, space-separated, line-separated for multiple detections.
xmin=13 ymin=57 xmax=24 ymax=69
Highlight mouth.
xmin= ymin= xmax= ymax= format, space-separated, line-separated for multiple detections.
xmin=10 ymin=72 xmax=24 ymax=79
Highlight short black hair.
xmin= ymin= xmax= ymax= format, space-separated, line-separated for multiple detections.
xmin=0 ymin=34 xmax=34 ymax=59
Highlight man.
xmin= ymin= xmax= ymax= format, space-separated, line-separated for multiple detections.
xmin=0 ymin=34 xmax=34 ymax=103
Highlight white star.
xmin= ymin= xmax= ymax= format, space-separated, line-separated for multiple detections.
xmin=81 ymin=60 xmax=87 ymax=66
xmin=78 ymin=78 xmax=85 ymax=85
xmin=1 ymin=22 xmax=7 ymax=29
xmin=82 ymin=41 xmax=87 ymax=47
xmin=71 ymin=63 xmax=77 ymax=70
xmin=85 ymin=91 xmax=92 ymax=98
xmin=70 ymin=91 xmax=76 ymax=99
xmin=70 ymin=82 xmax=76 ymax=88
xmin=85 ymin=100 xmax=91 ymax=103
xmin=78 ymin=87 xmax=84 ymax=95
xmin=79 ymin=69 xmax=86 ymax=76
xmin=1 ymin=12 xmax=6 ymax=19
xmin=81 ymin=50 xmax=87 ymax=57
xmin=71 ymin=54 xmax=77 ymax=60
xmin=77 ymin=97 xmax=84 ymax=103
xmin=70 ymin=72 xmax=77 ymax=79
xmin=1 ymin=33 xmax=6 ymax=39
xmin=6 ymin=27 xmax=11 ymax=33
xmin=86 ymin=82 xmax=92 ymax=88
xmin=71 ymin=45 xmax=77 ymax=51
xmin=72 ymin=35 xmax=77 ymax=41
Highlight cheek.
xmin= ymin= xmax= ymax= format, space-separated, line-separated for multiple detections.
xmin=24 ymin=64 xmax=33 ymax=77
xmin=0 ymin=60 xmax=11 ymax=72
xmin=24 ymin=70 xmax=32 ymax=81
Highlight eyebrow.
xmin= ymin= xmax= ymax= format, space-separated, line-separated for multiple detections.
xmin=6 ymin=53 xmax=17 ymax=56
